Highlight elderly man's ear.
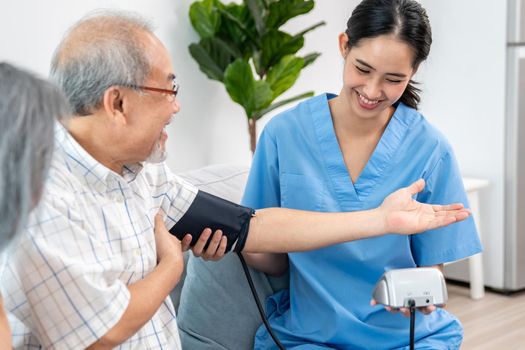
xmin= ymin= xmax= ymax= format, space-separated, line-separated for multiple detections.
xmin=103 ymin=87 xmax=127 ymax=123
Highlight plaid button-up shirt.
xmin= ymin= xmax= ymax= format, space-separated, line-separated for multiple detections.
xmin=1 ymin=123 xmax=197 ymax=349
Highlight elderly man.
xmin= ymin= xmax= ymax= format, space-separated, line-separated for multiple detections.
xmin=1 ymin=11 xmax=470 ymax=350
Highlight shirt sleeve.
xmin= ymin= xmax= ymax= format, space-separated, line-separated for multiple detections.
xmin=411 ymin=151 xmax=483 ymax=266
xmin=143 ymin=162 xmax=199 ymax=230
xmin=241 ymin=126 xmax=281 ymax=209
xmin=6 ymin=195 xmax=130 ymax=349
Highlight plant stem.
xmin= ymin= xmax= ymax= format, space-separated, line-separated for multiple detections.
xmin=248 ymin=117 xmax=257 ymax=155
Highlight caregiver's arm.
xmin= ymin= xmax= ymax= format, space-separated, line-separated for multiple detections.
xmin=241 ymin=180 xmax=467 ymax=274
xmin=243 ymin=179 xmax=469 ymax=253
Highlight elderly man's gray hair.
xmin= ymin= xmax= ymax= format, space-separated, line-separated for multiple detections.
xmin=50 ymin=10 xmax=154 ymax=115
xmin=0 ymin=63 xmax=70 ymax=249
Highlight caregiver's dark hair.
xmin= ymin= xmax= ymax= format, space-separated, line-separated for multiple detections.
xmin=0 ymin=63 xmax=69 ymax=250
xmin=345 ymin=0 xmax=432 ymax=109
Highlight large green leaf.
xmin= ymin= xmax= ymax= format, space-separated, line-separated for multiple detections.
xmin=217 ymin=3 xmax=258 ymax=51
xmin=189 ymin=0 xmax=221 ymax=38
xmin=188 ymin=37 xmax=241 ymax=82
xmin=266 ymin=55 xmax=304 ymax=99
xmin=245 ymin=0 xmax=267 ymax=35
xmin=302 ymin=52 xmax=321 ymax=68
xmin=260 ymin=30 xmax=304 ymax=72
xmin=189 ymin=43 xmax=223 ymax=81
xmin=293 ymin=20 xmax=325 ymax=38
xmin=266 ymin=0 xmax=314 ymax=29
xmin=224 ymin=59 xmax=273 ymax=116
xmin=252 ymin=50 xmax=264 ymax=78
xmin=253 ymin=80 xmax=273 ymax=110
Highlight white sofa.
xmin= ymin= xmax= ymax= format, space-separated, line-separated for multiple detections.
xmin=170 ymin=164 xmax=288 ymax=350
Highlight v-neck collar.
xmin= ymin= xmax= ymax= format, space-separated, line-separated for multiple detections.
xmin=309 ymin=94 xmax=416 ymax=206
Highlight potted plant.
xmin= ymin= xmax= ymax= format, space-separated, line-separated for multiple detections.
xmin=188 ymin=0 xmax=324 ymax=154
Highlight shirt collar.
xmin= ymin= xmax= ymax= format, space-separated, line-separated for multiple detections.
xmin=54 ymin=122 xmax=144 ymax=191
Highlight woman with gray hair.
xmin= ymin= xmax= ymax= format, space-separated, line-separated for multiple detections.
xmin=0 ymin=62 xmax=69 ymax=349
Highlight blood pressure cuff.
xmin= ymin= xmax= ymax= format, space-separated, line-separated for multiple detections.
xmin=169 ymin=190 xmax=255 ymax=253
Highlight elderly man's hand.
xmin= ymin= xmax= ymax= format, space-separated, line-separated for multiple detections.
xmin=181 ymin=228 xmax=228 ymax=261
xmin=154 ymin=213 xmax=185 ymax=281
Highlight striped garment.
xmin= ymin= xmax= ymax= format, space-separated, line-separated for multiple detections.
xmin=0 ymin=123 xmax=197 ymax=349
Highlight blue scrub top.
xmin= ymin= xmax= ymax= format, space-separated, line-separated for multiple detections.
xmin=242 ymin=94 xmax=482 ymax=350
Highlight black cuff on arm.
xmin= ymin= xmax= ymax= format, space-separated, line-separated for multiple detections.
xmin=168 ymin=190 xmax=255 ymax=253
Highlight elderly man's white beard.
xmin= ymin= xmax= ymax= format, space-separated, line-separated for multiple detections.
xmin=146 ymin=129 xmax=168 ymax=164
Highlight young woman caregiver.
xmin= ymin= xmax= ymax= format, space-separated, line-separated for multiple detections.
xmin=242 ymin=0 xmax=482 ymax=349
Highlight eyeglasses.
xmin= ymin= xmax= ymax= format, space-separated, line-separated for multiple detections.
xmin=128 ymin=79 xmax=180 ymax=102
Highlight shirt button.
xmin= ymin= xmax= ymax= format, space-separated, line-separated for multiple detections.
xmin=134 ymin=249 xmax=141 ymax=257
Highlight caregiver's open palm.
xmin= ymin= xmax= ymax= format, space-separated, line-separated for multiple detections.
xmin=380 ymin=179 xmax=470 ymax=235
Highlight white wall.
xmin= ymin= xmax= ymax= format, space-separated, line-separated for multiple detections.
xmin=0 ymin=0 xmax=213 ymax=172
xmin=418 ymin=1 xmax=507 ymax=288
xmin=0 ymin=0 xmax=508 ymax=288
